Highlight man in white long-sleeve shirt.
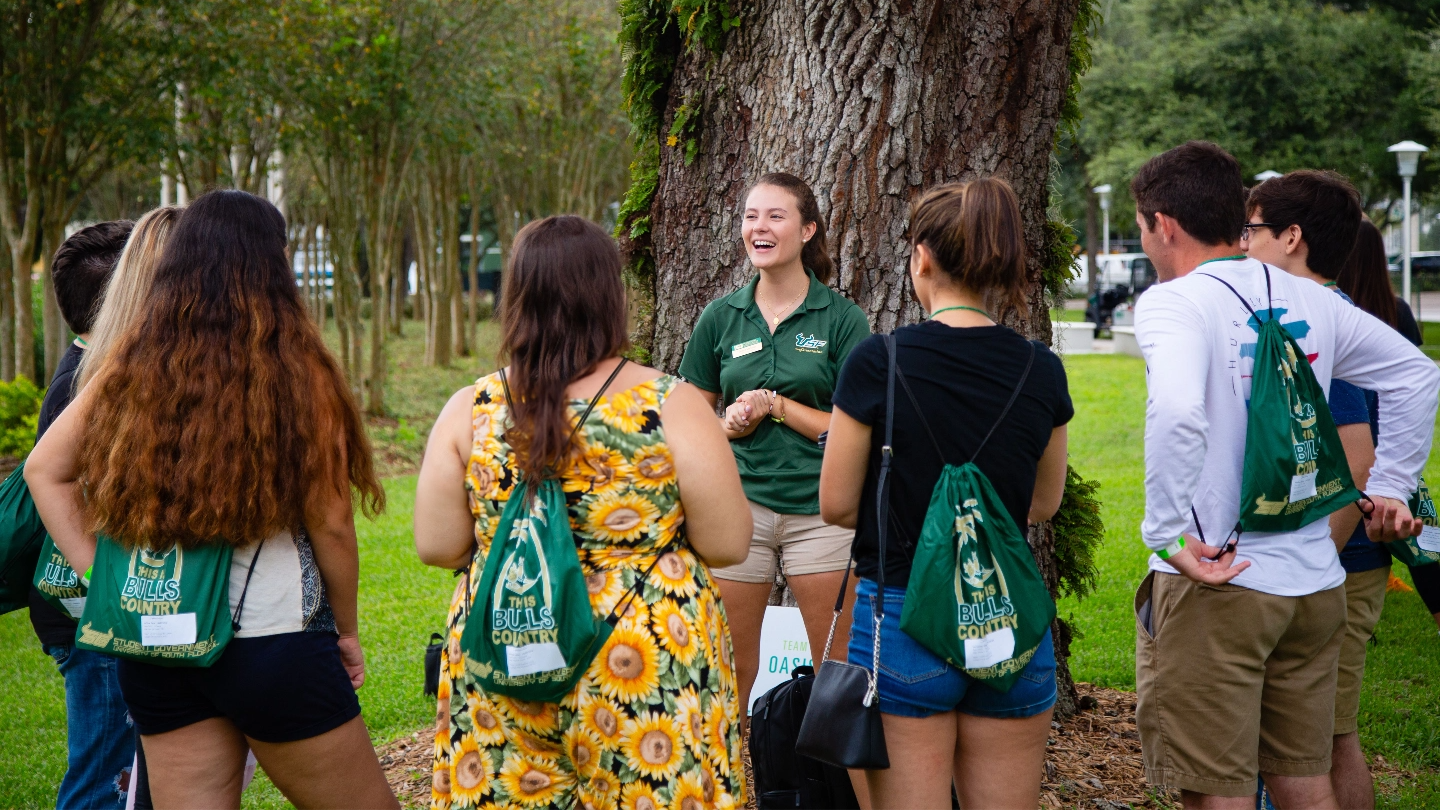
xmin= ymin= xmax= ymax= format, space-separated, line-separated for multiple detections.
xmin=1131 ymin=142 xmax=1439 ymax=810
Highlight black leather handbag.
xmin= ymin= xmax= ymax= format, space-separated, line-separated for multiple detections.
xmin=794 ymin=335 xmax=903 ymax=771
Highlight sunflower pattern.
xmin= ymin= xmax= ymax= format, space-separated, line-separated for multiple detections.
xmin=434 ymin=373 xmax=745 ymax=810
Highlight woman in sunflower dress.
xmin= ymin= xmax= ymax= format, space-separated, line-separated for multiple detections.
xmin=415 ymin=215 xmax=753 ymax=810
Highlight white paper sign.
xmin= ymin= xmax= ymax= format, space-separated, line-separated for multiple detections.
xmin=140 ymin=613 xmax=197 ymax=647
xmin=58 ymin=597 xmax=86 ymax=619
xmin=1289 ymin=471 xmax=1318 ymax=502
xmin=748 ymin=605 xmax=811 ymax=715
xmin=963 ymin=626 xmax=1016 ymax=669
xmin=1418 ymin=525 xmax=1440 ymax=553
xmin=506 ymin=642 xmax=566 ymax=676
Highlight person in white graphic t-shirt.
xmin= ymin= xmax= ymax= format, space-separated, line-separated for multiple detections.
xmin=1129 ymin=141 xmax=1439 ymax=810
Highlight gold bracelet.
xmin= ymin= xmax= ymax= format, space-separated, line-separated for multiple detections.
xmin=770 ymin=392 xmax=786 ymax=423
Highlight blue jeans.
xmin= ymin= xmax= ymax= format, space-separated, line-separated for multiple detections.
xmin=45 ymin=644 xmax=134 ymax=810
xmin=847 ymin=578 xmax=1057 ymax=719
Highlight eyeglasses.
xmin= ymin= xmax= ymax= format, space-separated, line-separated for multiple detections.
xmin=1241 ymin=222 xmax=1276 ymax=241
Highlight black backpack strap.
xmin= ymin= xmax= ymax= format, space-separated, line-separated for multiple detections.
xmin=230 ymin=540 xmax=263 ymax=632
xmin=894 ymin=365 xmax=946 ymax=464
xmin=498 ymin=358 xmax=629 ymax=479
xmin=1198 ymin=263 xmax=1274 ymax=320
xmin=968 ymin=340 xmax=1037 ymax=464
xmin=566 ymin=359 xmax=629 ymax=447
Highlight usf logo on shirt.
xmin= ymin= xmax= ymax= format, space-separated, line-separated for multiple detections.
xmin=795 ymin=333 xmax=828 ymax=354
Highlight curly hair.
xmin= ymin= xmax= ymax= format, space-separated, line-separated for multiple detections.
xmin=77 ymin=190 xmax=383 ymax=549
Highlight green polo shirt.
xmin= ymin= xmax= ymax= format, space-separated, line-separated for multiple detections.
xmin=678 ymin=271 xmax=871 ymax=515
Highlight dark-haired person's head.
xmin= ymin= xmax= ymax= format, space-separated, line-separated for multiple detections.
xmin=77 ymin=189 xmax=382 ymax=550
xmin=52 ymin=220 xmax=134 ymax=336
xmin=743 ymin=172 xmax=834 ymax=284
xmin=1130 ymin=141 xmax=1246 ymax=280
xmin=500 ymin=215 xmax=627 ymax=483
xmin=1244 ymin=170 xmax=1362 ymax=280
xmin=1336 ymin=218 xmax=1399 ymax=329
xmin=908 ymin=177 xmax=1026 ymax=316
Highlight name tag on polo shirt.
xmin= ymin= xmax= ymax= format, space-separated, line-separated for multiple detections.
xmin=732 ymin=339 xmax=763 ymax=358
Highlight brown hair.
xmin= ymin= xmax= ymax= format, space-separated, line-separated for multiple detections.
xmin=52 ymin=220 xmax=133 ymax=335
xmin=1336 ymin=219 xmax=1398 ymax=328
xmin=1130 ymin=141 xmax=1246 ymax=246
xmin=748 ymin=172 xmax=834 ymax=283
xmin=77 ymin=190 xmax=383 ymax=550
xmin=500 ymin=215 xmax=628 ymax=483
xmin=1246 ymin=170 xmax=1362 ymax=280
xmin=908 ymin=178 xmax=1027 ymax=314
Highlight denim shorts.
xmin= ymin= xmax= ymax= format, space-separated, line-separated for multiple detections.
xmin=846 ymin=578 xmax=1057 ymax=719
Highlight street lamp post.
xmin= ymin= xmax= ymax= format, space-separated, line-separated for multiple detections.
xmin=1389 ymin=140 xmax=1429 ymax=305
xmin=1093 ymin=184 xmax=1112 ymax=257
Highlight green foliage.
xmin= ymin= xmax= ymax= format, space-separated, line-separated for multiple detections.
xmin=1080 ymin=0 xmax=1428 ymax=227
xmin=1060 ymin=0 xmax=1103 ymax=139
xmin=0 ymin=376 xmax=42 ymax=459
xmin=1041 ymin=217 xmax=1080 ymax=303
xmin=615 ymin=0 xmax=737 ymax=346
xmin=1051 ymin=464 xmax=1102 ymax=600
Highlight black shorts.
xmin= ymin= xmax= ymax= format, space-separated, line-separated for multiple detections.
xmin=118 ymin=631 xmax=361 ymax=743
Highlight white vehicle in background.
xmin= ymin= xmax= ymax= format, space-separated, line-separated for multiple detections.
xmin=1069 ymin=252 xmax=1156 ymax=295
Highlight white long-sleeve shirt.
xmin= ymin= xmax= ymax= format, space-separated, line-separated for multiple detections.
xmin=1136 ymin=257 xmax=1440 ymax=596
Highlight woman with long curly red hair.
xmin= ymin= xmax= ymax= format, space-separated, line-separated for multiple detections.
xmin=26 ymin=190 xmax=396 ymax=809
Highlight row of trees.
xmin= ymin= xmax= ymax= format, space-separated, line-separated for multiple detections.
xmin=1059 ymin=0 xmax=1440 ymax=262
xmin=0 ymin=0 xmax=630 ymax=411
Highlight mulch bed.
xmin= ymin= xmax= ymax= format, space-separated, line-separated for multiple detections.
xmin=379 ymin=682 xmax=1427 ymax=809
xmin=1042 ymin=683 xmax=1176 ymax=809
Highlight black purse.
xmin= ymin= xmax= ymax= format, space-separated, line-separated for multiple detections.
xmin=794 ymin=334 xmax=902 ymax=770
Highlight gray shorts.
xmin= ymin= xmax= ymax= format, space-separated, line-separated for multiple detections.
xmin=709 ymin=500 xmax=854 ymax=584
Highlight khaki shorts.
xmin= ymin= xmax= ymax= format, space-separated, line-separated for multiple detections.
xmin=1334 ymin=567 xmax=1389 ymax=735
xmin=1135 ymin=571 xmax=1346 ymax=797
xmin=709 ymin=501 xmax=853 ymax=584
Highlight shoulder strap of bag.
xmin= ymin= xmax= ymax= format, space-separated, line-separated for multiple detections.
xmin=231 ymin=541 xmax=262 ymax=632
xmin=1198 ymin=263 xmax=1274 ymax=320
xmin=892 ymin=338 xmax=1037 ymax=466
xmin=497 ymin=358 xmax=630 ymax=475
xmin=472 ymin=358 xmax=630 ymax=577
xmin=818 ymin=333 xmax=895 ymax=690
xmin=967 ymin=339 xmax=1037 ymax=464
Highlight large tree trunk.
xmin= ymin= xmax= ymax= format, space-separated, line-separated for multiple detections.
xmin=636 ymin=0 xmax=1083 ymax=712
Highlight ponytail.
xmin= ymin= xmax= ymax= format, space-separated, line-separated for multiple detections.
xmin=749 ymin=172 xmax=834 ymax=283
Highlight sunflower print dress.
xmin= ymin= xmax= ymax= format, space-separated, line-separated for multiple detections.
xmin=432 ymin=372 xmax=747 ymax=810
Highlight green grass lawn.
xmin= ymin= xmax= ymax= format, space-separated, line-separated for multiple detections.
xmin=1059 ymin=354 xmax=1440 ymax=808
xmin=0 ymin=476 xmax=456 ymax=809
xmin=2 ymin=348 xmax=1437 ymax=808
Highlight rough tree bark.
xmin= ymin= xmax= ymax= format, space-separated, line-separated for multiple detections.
xmin=636 ymin=0 xmax=1084 ymax=713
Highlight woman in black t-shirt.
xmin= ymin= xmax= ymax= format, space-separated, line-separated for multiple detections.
xmin=819 ymin=179 xmax=1071 ymax=809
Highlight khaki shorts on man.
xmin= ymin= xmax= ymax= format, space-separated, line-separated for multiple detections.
xmin=1135 ymin=571 xmax=1347 ymax=797
xmin=1333 ymin=567 xmax=1389 ymax=735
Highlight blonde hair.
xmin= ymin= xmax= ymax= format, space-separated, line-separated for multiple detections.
xmin=76 ymin=206 xmax=182 ymax=389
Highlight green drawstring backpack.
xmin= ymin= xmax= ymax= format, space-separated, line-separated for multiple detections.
xmin=0 ymin=462 xmax=49 ymax=615
xmin=459 ymin=361 xmax=667 ymax=702
xmin=892 ymin=337 xmax=1057 ymax=692
xmin=1200 ymin=268 xmax=1360 ymax=536
xmin=1390 ymin=477 xmax=1440 ymax=567
xmin=74 ymin=535 xmax=261 ymax=666
xmin=32 ymin=534 xmax=86 ymax=619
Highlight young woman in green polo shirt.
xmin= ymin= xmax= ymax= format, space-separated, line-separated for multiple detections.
xmin=678 ymin=172 xmax=871 ymax=720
